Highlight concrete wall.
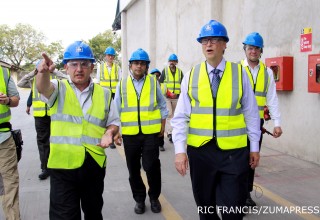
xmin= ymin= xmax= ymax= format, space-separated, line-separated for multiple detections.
xmin=120 ymin=0 xmax=320 ymax=164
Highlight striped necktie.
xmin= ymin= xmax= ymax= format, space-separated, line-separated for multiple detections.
xmin=211 ymin=69 xmax=221 ymax=97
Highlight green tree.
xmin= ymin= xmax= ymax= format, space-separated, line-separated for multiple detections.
xmin=0 ymin=23 xmax=63 ymax=71
xmin=88 ymin=30 xmax=121 ymax=65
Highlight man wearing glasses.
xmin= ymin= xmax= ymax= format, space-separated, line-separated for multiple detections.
xmin=36 ymin=41 xmax=120 ymax=220
xmin=114 ymin=48 xmax=168 ymax=215
xmin=171 ymin=20 xmax=261 ymax=219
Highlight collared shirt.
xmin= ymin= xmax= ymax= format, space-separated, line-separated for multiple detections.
xmin=96 ymin=63 xmax=122 ymax=83
xmin=114 ymin=72 xmax=169 ymax=119
xmin=40 ymin=78 xmax=120 ymax=127
xmin=242 ymin=59 xmax=281 ymax=126
xmin=0 ymin=76 xmax=20 ymax=143
xmin=171 ymin=58 xmax=261 ymax=154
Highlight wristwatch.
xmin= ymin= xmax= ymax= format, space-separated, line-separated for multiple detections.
xmin=6 ymin=97 xmax=11 ymax=106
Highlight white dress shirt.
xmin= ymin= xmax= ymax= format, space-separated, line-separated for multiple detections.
xmin=40 ymin=78 xmax=120 ymax=127
xmin=171 ymin=58 xmax=261 ymax=154
xmin=242 ymin=59 xmax=281 ymax=127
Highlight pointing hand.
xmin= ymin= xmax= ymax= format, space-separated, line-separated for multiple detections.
xmin=37 ymin=53 xmax=56 ymax=74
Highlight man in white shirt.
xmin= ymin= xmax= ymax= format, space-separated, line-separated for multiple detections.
xmin=172 ymin=20 xmax=261 ymax=220
xmin=36 ymin=41 xmax=120 ymax=220
xmin=241 ymin=32 xmax=283 ymax=207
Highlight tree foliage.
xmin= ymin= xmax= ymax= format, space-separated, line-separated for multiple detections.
xmin=88 ymin=30 xmax=121 ymax=65
xmin=0 ymin=23 xmax=63 ymax=71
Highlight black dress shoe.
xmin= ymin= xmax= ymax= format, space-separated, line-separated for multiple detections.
xmin=150 ymin=199 xmax=161 ymax=213
xmin=134 ymin=202 xmax=145 ymax=214
xmin=38 ymin=169 xmax=50 ymax=180
xmin=246 ymin=193 xmax=257 ymax=207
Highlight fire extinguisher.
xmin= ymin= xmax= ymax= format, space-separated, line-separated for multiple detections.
xmin=166 ymin=89 xmax=176 ymax=99
xmin=264 ymin=105 xmax=271 ymax=121
xmin=262 ymin=105 xmax=273 ymax=136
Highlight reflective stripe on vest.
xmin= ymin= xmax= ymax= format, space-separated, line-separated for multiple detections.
xmin=49 ymin=80 xmax=111 ymax=169
xmin=120 ymin=75 xmax=161 ymax=135
xmin=32 ymin=75 xmax=56 ymax=117
xmin=160 ymin=83 xmax=167 ymax=95
xmin=0 ymin=67 xmax=11 ymax=132
xmin=241 ymin=60 xmax=269 ymax=118
xmin=165 ymin=67 xmax=182 ymax=94
xmin=187 ymin=61 xmax=247 ymax=150
xmin=100 ymin=63 xmax=119 ymax=93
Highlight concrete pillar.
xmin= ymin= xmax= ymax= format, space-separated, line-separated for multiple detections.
xmin=145 ymin=0 xmax=156 ymax=69
xmin=208 ymin=0 xmax=222 ymax=21
xmin=121 ymin=11 xmax=128 ymax=76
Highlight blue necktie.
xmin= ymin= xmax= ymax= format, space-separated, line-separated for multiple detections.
xmin=211 ymin=69 xmax=220 ymax=97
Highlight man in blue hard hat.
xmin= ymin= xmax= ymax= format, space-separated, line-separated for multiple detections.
xmin=96 ymin=46 xmax=122 ymax=149
xmin=36 ymin=41 xmax=120 ymax=220
xmin=159 ymin=54 xmax=183 ymax=144
xmin=114 ymin=49 xmax=168 ymax=215
xmin=241 ymin=32 xmax=283 ymax=207
xmin=171 ymin=20 xmax=261 ymax=219
xmin=96 ymin=46 xmax=122 ymax=98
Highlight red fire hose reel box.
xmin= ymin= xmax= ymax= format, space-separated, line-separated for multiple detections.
xmin=308 ymin=54 xmax=320 ymax=93
xmin=265 ymin=56 xmax=293 ymax=91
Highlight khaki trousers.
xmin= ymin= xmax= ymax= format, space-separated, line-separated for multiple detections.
xmin=0 ymin=136 xmax=20 ymax=220
xmin=165 ymin=98 xmax=178 ymax=135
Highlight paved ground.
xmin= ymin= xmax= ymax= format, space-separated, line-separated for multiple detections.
xmin=1 ymin=88 xmax=320 ymax=220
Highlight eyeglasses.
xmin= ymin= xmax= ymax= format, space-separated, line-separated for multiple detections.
xmin=131 ymin=61 xmax=147 ymax=66
xmin=201 ymin=38 xmax=222 ymax=45
xmin=67 ymin=61 xmax=92 ymax=69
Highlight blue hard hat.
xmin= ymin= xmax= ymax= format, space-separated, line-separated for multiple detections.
xmin=197 ymin=20 xmax=229 ymax=43
xmin=62 ymin=41 xmax=95 ymax=64
xmin=168 ymin=54 xmax=178 ymax=62
xmin=150 ymin=68 xmax=161 ymax=75
xmin=243 ymin=32 xmax=264 ymax=48
xmin=104 ymin=47 xmax=116 ymax=55
xmin=129 ymin=48 xmax=150 ymax=64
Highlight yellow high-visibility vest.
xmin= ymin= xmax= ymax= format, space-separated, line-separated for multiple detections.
xmin=32 ymin=75 xmax=56 ymax=117
xmin=120 ymin=75 xmax=161 ymax=135
xmin=165 ymin=67 xmax=182 ymax=94
xmin=49 ymin=80 xmax=111 ymax=169
xmin=187 ymin=61 xmax=247 ymax=150
xmin=241 ymin=60 xmax=270 ymax=118
xmin=99 ymin=63 xmax=119 ymax=93
xmin=0 ymin=67 xmax=11 ymax=132
xmin=160 ymin=83 xmax=167 ymax=96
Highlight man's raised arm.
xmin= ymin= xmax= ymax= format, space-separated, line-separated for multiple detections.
xmin=36 ymin=53 xmax=56 ymax=99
